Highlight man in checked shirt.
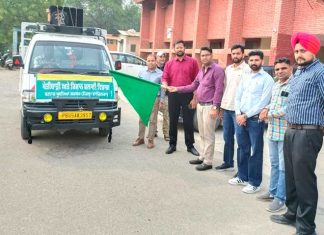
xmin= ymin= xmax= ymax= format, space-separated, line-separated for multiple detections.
xmin=258 ymin=57 xmax=292 ymax=213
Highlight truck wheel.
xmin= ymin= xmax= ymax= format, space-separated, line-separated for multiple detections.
xmin=98 ymin=127 xmax=109 ymax=137
xmin=21 ymin=115 xmax=30 ymax=139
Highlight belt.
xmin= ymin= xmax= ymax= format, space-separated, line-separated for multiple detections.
xmin=288 ymin=123 xmax=323 ymax=130
xmin=241 ymin=112 xmax=259 ymax=119
xmin=198 ymin=102 xmax=213 ymax=106
xmin=250 ymin=114 xmax=259 ymax=119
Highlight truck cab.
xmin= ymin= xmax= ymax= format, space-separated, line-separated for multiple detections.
xmin=15 ymin=22 xmax=121 ymax=143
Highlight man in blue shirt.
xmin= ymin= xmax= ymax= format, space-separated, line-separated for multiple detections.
xmin=271 ymin=32 xmax=324 ymax=235
xmin=132 ymin=54 xmax=164 ymax=149
xmin=228 ymin=50 xmax=274 ymax=194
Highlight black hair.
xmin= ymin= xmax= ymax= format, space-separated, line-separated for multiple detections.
xmin=274 ymin=57 xmax=291 ymax=65
xmin=174 ymin=40 xmax=185 ymax=47
xmin=248 ymin=50 xmax=264 ymax=60
xmin=231 ymin=44 xmax=245 ymax=53
xmin=200 ymin=46 xmax=212 ymax=54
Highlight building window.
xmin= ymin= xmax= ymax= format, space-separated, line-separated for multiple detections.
xmin=245 ymin=38 xmax=261 ymax=49
xmin=184 ymin=41 xmax=193 ymax=49
xmin=130 ymin=44 xmax=136 ymax=52
xmin=210 ymin=39 xmax=224 ymax=49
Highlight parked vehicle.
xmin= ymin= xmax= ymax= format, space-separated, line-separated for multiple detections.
xmin=13 ymin=21 xmax=121 ymax=143
xmin=0 ymin=51 xmax=10 ymax=67
xmin=5 ymin=56 xmax=13 ymax=70
xmin=110 ymin=51 xmax=146 ymax=77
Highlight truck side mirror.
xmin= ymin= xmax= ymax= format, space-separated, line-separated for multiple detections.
xmin=115 ymin=60 xmax=121 ymax=70
xmin=13 ymin=55 xmax=24 ymax=68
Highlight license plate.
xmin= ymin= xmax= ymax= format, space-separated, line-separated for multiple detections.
xmin=58 ymin=111 xmax=93 ymax=120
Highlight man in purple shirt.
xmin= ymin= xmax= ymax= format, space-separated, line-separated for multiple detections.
xmin=162 ymin=40 xmax=200 ymax=156
xmin=167 ymin=47 xmax=225 ymax=170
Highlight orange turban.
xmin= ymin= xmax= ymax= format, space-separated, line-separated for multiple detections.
xmin=291 ymin=32 xmax=321 ymax=55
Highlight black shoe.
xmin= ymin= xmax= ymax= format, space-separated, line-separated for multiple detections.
xmin=189 ymin=158 xmax=203 ymax=165
xmin=187 ymin=146 xmax=200 ymax=156
xmin=270 ymin=214 xmax=296 ymax=226
xmin=196 ymin=163 xmax=212 ymax=171
xmin=215 ymin=163 xmax=234 ymax=171
xmin=165 ymin=145 xmax=176 ymax=154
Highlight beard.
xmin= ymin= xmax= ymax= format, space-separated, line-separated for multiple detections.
xmin=232 ymin=57 xmax=243 ymax=64
xmin=250 ymin=64 xmax=262 ymax=71
xmin=296 ymin=58 xmax=314 ymax=67
xmin=176 ymin=51 xmax=185 ymax=57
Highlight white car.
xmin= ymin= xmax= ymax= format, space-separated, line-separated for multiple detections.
xmin=110 ymin=51 xmax=146 ymax=77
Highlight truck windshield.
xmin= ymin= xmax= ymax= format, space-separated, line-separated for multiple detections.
xmin=29 ymin=41 xmax=112 ymax=74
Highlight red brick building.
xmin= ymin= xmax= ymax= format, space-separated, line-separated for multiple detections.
xmin=134 ymin=0 xmax=324 ymax=67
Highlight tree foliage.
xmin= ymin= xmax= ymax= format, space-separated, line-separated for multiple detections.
xmin=0 ymin=0 xmax=140 ymax=52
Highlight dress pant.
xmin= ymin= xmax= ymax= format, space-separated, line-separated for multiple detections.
xmin=138 ymin=98 xmax=159 ymax=140
xmin=159 ymin=96 xmax=169 ymax=138
xmin=168 ymin=92 xmax=195 ymax=148
xmin=284 ymin=128 xmax=322 ymax=234
xmin=236 ymin=117 xmax=264 ymax=187
xmin=196 ymin=104 xmax=216 ymax=165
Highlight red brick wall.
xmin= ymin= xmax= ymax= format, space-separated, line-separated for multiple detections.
xmin=207 ymin=0 xmax=227 ymax=39
xmin=136 ymin=0 xmax=324 ymax=66
xmin=140 ymin=2 xmax=151 ymax=49
xmin=193 ymin=0 xmax=210 ymax=49
xmin=242 ymin=0 xmax=276 ymax=38
xmin=182 ymin=0 xmax=196 ymax=41
xmin=293 ymin=0 xmax=324 ymax=33
xmin=149 ymin=10 xmax=155 ymax=42
xmin=164 ymin=3 xmax=173 ymax=42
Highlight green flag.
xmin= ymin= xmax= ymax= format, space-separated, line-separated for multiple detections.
xmin=110 ymin=70 xmax=161 ymax=126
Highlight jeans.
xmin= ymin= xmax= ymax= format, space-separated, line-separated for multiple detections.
xmin=222 ymin=110 xmax=238 ymax=167
xmin=268 ymin=140 xmax=285 ymax=202
xmin=236 ymin=117 xmax=264 ymax=187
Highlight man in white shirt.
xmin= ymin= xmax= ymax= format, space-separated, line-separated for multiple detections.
xmin=216 ymin=44 xmax=249 ymax=171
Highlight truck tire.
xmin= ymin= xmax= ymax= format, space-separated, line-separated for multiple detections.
xmin=21 ymin=115 xmax=29 ymax=139
xmin=98 ymin=127 xmax=109 ymax=137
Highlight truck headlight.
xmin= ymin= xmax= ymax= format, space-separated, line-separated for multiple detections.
xmin=99 ymin=112 xmax=107 ymax=121
xmin=43 ymin=113 xmax=53 ymax=123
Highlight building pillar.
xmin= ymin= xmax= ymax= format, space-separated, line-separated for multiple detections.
xmin=269 ymin=0 xmax=296 ymax=64
xmin=193 ymin=0 xmax=210 ymax=54
xmin=170 ymin=0 xmax=185 ymax=49
xmin=152 ymin=0 xmax=167 ymax=50
xmin=222 ymin=0 xmax=245 ymax=67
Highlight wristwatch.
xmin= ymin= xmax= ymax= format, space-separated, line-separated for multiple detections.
xmin=243 ymin=113 xmax=248 ymax=119
xmin=212 ymin=105 xmax=220 ymax=110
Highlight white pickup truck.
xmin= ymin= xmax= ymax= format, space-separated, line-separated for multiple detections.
xmin=14 ymin=22 xmax=121 ymax=143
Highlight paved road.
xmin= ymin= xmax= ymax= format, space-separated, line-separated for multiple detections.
xmin=0 ymin=69 xmax=323 ymax=235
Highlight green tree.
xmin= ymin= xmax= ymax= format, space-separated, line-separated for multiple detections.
xmin=0 ymin=0 xmax=65 ymax=52
xmin=0 ymin=0 xmax=140 ymax=52
xmin=65 ymin=0 xmax=140 ymax=33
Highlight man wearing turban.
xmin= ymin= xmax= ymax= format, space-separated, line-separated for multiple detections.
xmin=271 ymin=32 xmax=324 ymax=235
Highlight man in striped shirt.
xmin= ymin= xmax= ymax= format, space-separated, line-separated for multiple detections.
xmin=257 ymin=57 xmax=292 ymax=213
xmin=271 ymin=32 xmax=324 ymax=235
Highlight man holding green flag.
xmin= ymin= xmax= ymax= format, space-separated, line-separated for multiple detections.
xmin=131 ymin=54 xmax=164 ymax=148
